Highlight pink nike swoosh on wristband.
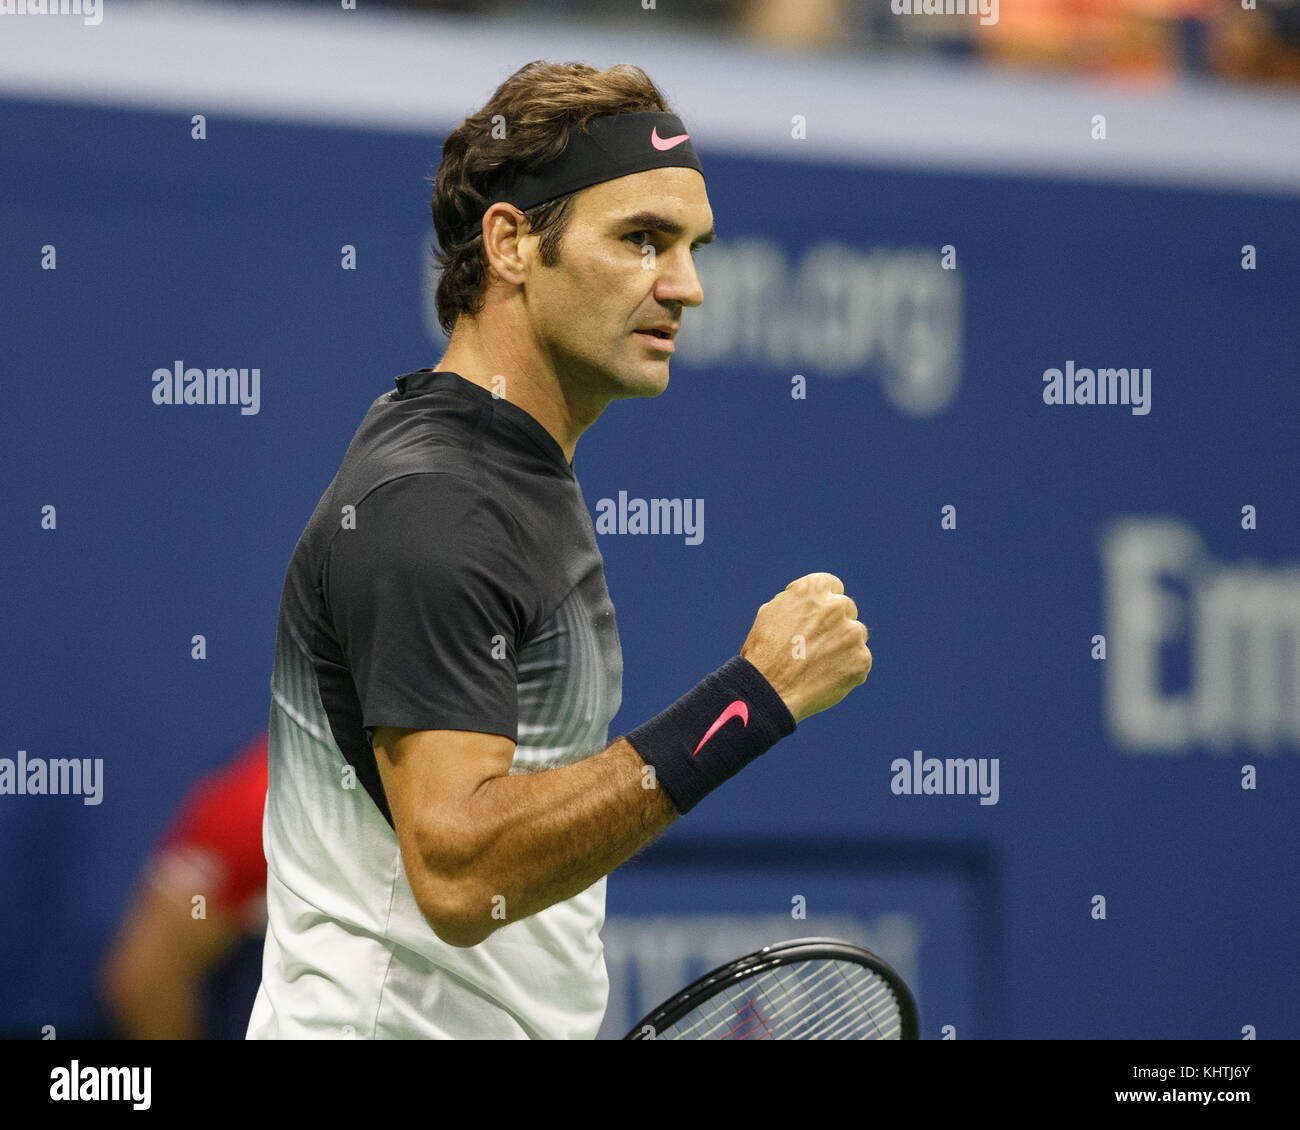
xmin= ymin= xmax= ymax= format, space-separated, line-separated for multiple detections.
xmin=651 ymin=127 xmax=690 ymax=151
xmin=693 ymin=700 xmax=749 ymax=756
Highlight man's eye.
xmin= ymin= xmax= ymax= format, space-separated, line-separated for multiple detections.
xmin=626 ymin=231 xmax=705 ymax=256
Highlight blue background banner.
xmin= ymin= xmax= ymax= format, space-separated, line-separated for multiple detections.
xmin=3 ymin=96 xmax=1296 ymax=1040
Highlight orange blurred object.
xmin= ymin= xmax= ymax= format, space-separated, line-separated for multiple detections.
xmin=978 ymin=0 xmax=1220 ymax=79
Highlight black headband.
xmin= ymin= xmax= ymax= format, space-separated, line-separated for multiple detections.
xmin=449 ymin=110 xmax=704 ymax=246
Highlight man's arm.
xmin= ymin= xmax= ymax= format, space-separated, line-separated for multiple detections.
xmin=373 ymin=728 xmax=674 ymax=948
xmin=375 ymin=571 xmax=872 ymax=950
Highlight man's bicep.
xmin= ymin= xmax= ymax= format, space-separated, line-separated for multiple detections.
xmin=372 ymin=727 xmax=515 ymax=877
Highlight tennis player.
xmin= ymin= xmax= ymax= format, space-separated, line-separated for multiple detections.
xmin=246 ymin=60 xmax=871 ymax=1040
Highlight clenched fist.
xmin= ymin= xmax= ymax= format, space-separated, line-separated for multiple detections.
xmin=739 ymin=573 xmax=871 ymax=724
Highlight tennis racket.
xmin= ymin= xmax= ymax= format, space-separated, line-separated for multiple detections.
xmin=624 ymin=936 xmax=919 ymax=1040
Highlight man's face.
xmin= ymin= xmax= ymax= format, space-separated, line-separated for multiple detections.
xmin=521 ymin=166 xmax=713 ymax=401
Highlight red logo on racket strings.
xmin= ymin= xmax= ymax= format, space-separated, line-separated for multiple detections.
xmin=725 ymin=997 xmax=774 ymax=1040
xmin=693 ymin=700 xmax=749 ymax=756
xmin=650 ymin=127 xmax=690 ymax=151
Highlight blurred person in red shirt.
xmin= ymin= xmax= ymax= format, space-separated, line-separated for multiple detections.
xmin=99 ymin=733 xmax=268 ymax=1039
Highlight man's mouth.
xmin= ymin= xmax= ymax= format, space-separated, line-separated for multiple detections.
xmin=633 ymin=329 xmax=676 ymax=353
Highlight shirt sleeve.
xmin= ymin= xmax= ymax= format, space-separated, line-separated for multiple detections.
xmin=324 ymin=472 xmax=531 ymax=742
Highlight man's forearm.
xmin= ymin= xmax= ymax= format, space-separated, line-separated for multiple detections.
xmin=438 ymin=738 xmax=675 ymax=943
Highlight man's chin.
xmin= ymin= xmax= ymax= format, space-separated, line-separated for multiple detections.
xmin=608 ymin=363 xmax=670 ymax=400
xmin=636 ymin=370 xmax=671 ymax=399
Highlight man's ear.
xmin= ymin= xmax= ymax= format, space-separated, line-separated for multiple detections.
xmin=481 ymin=204 xmax=531 ymax=286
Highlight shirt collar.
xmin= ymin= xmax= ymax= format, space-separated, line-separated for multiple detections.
xmin=393 ymin=369 xmax=574 ymax=473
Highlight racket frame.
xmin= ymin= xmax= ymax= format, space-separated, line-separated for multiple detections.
xmin=623 ymin=935 xmax=919 ymax=1040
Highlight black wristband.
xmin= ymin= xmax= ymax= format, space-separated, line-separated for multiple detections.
xmin=623 ymin=656 xmax=796 ymax=815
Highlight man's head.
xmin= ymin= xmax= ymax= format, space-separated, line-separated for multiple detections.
xmin=431 ymin=61 xmax=713 ymax=401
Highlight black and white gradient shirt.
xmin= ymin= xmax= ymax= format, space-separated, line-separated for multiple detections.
xmin=247 ymin=369 xmax=624 ymax=1039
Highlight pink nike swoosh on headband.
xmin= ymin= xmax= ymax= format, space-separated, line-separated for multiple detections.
xmin=651 ymin=127 xmax=690 ymax=151
xmin=693 ymin=700 xmax=749 ymax=756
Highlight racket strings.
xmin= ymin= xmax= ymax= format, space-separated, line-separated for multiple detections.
xmin=772 ymin=961 xmax=900 ymax=1040
xmin=694 ymin=961 xmax=892 ymax=1040
xmin=801 ymin=967 xmax=899 ymax=1039
xmin=655 ymin=958 xmax=904 ymax=1040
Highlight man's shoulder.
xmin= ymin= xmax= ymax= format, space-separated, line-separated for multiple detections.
xmin=348 ymin=471 xmax=525 ymax=544
xmin=338 ymin=405 xmax=481 ymax=498
xmin=324 ymin=471 xmax=562 ymax=611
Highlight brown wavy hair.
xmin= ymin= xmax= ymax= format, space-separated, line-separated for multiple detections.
xmin=429 ymin=60 xmax=673 ymax=337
